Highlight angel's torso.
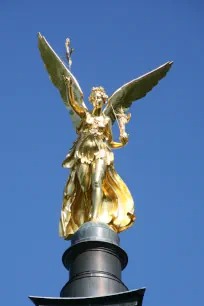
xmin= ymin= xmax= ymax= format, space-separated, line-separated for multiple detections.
xmin=78 ymin=111 xmax=110 ymax=139
xmin=71 ymin=112 xmax=113 ymax=165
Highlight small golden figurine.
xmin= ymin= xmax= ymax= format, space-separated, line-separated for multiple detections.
xmin=116 ymin=107 xmax=131 ymax=140
xmin=38 ymin=33 xmax=173 ymax=239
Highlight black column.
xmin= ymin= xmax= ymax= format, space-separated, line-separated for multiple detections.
xmin=29 ymin=222 xmax=146 ymax=306
xmin=60 ymin=222 xmax=128 ymax=297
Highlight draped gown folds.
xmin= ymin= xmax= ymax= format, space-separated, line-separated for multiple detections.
xmin=59 ymin=111 xmax=135 ymax=239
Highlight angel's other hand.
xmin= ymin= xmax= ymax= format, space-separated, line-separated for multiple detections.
xmin=120 ymin=134 xmax=129 ymax=145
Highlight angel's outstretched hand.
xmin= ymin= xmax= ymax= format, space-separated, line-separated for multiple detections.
xmin=120 ymin=133 xmax=129 ymax=145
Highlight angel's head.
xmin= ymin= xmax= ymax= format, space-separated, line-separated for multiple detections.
xmin=89 ymin=87 xmax=108 ymax=108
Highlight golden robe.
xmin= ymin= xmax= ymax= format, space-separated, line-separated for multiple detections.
xmin=59 ymin=112 xmax=135 ymax=239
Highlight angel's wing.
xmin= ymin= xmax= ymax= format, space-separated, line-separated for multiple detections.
xmin=104 ymin=61 xmax=173 ymax=124
xmin=38 ymin=33 xmax=87 ymax=128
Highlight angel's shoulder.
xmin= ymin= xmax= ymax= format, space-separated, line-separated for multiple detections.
xmin=103 ymin=114 xmax=111 ymax=124
xmin=85 ymin=110 xmax=92 ymax=118
xmin=84 ymin=110 xmax=94 ymax=123
xmin=104 ymin=116 xmax=112 ymax=130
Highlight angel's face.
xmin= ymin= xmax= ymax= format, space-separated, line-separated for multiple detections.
xmin=92 ymin=91 xmax=105 ymax=108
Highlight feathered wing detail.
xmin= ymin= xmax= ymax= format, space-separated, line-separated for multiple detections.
xmin=104 ymin=61 xmax=173 ymax=124
xmin=38 ymin=33 xmax=87 ymax=128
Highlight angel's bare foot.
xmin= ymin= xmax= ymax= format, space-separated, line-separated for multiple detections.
xmin=88 ymin=213 xmax=100 ymax=222
xmin=88 ymin=212 xmax=93 ymax=221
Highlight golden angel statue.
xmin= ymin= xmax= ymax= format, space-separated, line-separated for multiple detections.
xmin=38 ymin=33 xmax=173 ymax=239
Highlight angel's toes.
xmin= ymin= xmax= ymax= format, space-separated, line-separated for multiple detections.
xmin=88 ymin=213 xmax=93 ymax=221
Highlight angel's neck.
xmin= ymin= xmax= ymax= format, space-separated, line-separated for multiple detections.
xmin=92 ymin=107 xmax=102 ymax=116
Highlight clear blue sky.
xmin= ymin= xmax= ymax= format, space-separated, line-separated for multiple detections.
xmin=1 ymin=1 xmax=203 ymax=306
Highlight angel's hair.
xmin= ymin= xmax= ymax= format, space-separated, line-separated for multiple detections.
xmin=89 ymin=87 xmax=108 ymax=103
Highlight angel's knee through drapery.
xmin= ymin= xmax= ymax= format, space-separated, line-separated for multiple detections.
xmin=77 ymin=163 xmax=91 ymax=192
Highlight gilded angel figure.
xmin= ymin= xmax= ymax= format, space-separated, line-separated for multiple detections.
xmin=38 ymin=33 xmax=173 ymax=239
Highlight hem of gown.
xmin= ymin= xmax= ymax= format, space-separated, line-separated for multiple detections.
xmin=59 ymin=162 xmax=135 ymax=240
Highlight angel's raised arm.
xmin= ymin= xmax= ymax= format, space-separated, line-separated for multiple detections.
xmin=38 ymin=33 xmax=88 ymax=129
xmin=65 ymin=77 xmax=86 ymax=118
